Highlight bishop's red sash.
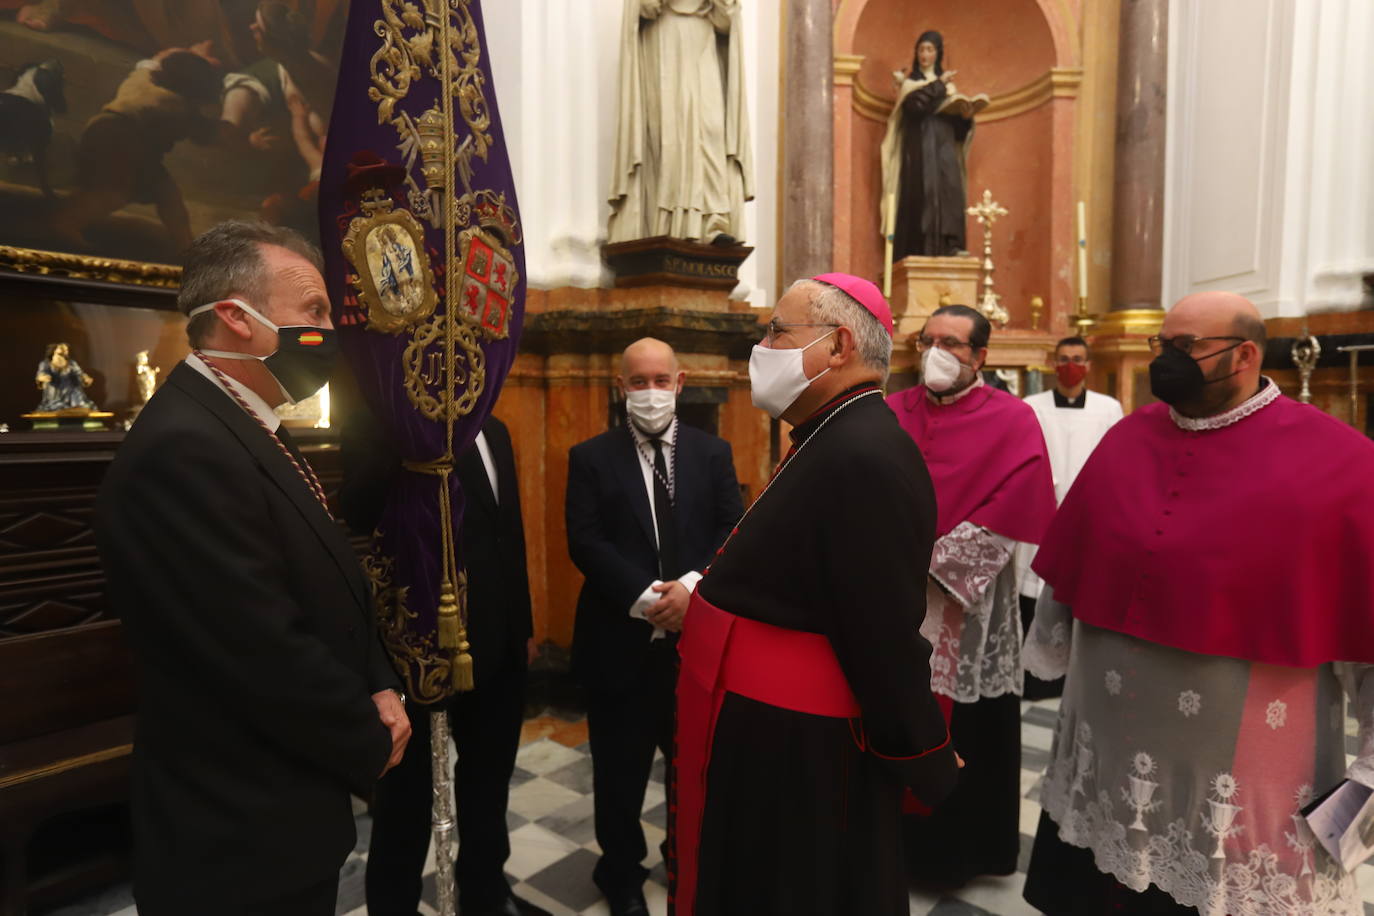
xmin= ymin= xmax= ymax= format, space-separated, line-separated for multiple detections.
xmin=672 ymin=590 xmax=860 ymax=916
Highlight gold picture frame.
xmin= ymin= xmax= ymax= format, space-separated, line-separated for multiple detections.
xmin=0 ymin=246 xmax=181 ymax=290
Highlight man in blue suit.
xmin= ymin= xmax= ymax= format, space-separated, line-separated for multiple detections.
xmin=566 ymin=338 xmax=743 ymax=916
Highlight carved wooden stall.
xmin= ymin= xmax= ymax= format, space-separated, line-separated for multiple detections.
xmin=0 ymin=266 xmax=353 ymax=913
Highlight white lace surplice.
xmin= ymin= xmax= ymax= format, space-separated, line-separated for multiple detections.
xmin=922 ymin=520 xmax=1024 ymax=703
xmin=1026 ymin=589 xmax=1374 ymax=916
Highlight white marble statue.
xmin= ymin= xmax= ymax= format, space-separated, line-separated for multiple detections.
xmin=607 ymin=0 xmax=754 ymax=245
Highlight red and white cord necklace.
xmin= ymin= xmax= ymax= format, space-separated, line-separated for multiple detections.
xmin=192 ymin=350 xmax=333 ymax=518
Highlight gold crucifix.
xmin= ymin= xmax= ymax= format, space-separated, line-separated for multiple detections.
xmin=967 ymin=189 xmax=1010 ymax=325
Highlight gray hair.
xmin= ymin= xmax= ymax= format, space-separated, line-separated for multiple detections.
xmin=790 ymin=279 xmax=893 ymax=377
xmin=178 ymin=220 xmax=325 ymax=348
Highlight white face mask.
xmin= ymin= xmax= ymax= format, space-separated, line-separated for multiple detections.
xmin=624 ymin=387 xmax=676 ymax=435
xmin=921 ymin=345 xmax=969 ymax=393
xmin=749 ymin=330 xmax=835 ymax=419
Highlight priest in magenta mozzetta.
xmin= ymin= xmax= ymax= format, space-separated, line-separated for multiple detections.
xmin=1022 ymin=292 xmax=1374 ymax=916
xmin=670 ymin=273 xmax=959 ymax=915
xmin=887 ymin=304 xmax=1056 ymax=888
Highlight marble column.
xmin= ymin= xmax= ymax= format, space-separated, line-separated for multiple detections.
xmin=780 ymin=0 xmax=833 ymax=285
xmin=1110 ymin=0 xmax=1168 ymax=311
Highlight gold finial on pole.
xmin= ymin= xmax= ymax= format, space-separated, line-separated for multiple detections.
xmin=1029 ymin=295 xmax=1044 ymax=331
xmin=967 ymin=189 xmax=1009 ymax=325
xmin=1291 ymin=319 xmax=1321 ymax=405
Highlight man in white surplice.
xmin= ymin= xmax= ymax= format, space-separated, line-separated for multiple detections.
xmin=607 ymin=0 xmax=753 ymax=245
xmin=1015 ymin=336 xmax=1122 ymax=698
xmin=1022 ymin=292 xmax=1374 ymax=916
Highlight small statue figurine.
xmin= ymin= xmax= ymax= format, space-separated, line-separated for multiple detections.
xmin=35 ymin=342 xmax=97 ymax=412
xmin=880 ymin=30 xmax=989 ymax=259
xmin=135 ymin=350 xmax=160 ymax=405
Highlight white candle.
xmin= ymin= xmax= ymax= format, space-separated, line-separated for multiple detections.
xmin=1076 ymin=200 xmax=1088 ymax=302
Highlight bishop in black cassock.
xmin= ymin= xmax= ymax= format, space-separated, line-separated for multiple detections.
xmin=672 ymin=274 xmax=959 ymax=915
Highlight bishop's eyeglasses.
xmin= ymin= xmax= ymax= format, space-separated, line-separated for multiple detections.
xmin=1147 ymin=335 xmax=1245 ymax=356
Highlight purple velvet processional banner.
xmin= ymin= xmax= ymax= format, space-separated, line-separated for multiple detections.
xmin=318 ymin=0 xmax=525 ymax=703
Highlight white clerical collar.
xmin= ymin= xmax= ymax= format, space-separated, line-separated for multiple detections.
xmin=927 ymin=374 xmax=985 ymax=406
xmin=186 ymin=352 xmax=282 ymax=432
xmin=1168 ymin=377 xmax=1280 ymax=432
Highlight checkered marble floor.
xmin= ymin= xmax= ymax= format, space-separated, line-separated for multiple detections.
xmin=43 ymin=698 xmax=1374 ymax=916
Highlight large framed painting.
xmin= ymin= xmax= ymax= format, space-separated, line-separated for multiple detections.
xmin=0 ymin=0 xmax=347 ymax=291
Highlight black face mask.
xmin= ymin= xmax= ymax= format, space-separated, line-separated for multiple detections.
xmin=1148 ymin=343 xmax=1241 ymax=407
xmin=194 ymin=299 xmax=340 ymax=404
xmin=258 ymin=325 xmax=340 ymax=403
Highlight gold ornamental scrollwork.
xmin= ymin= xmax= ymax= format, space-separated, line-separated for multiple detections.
xmin=362 ymin=548 xmax=452 ymax=703
xmin=402 ymin=315 xmax=486 ymax=421
xmin=368 ymin=1 xmax=435 ymax=125
xmin=445 ymin=2 xmax=493 ymax=161
xmin=342 ymin=189 xmax=439 ymax=334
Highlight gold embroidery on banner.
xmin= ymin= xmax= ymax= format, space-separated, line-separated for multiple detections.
xmin=359 ymin=0 xmax=523 ymax=697
xmin=362 ymin=548 xmax=451 ymax=703
xmin=367 ymin=1 xmax=433 ymax=125
xmin=402 ymin=315 xmax=485 ymax=420
xmin=342 ymin=189 xmax=439 ymax=335
xmin=454 ymin=226 xmax=517 ymax=340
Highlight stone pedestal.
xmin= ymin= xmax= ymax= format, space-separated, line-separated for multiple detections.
xmin=985 ymin=331 xmax=1061 ymax=372
xmin=889 ymin=255 xmax=981 ymax=338
xmin=1086 ymin=308 xmax=1165 ymax=412
xmin=603 ymin=237 xmax=753 ymax=292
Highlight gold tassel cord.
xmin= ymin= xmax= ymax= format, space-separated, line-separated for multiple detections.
xmin=401 ymin=458 xmax=475 ymax=693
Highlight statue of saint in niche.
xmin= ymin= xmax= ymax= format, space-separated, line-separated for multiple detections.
xmin=135 ymin=350 xmax=161 ymax=405
xmin=607 ymin=0 xmax=754 ymax=246
xmin=34 ymin=342 xmax=97 ymax=412
xmin=880 ymin=30 xmax=986 ymax=259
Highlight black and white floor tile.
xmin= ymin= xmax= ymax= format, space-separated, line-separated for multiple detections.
xmin=43 ymin=698 xmax=1374 ymax=916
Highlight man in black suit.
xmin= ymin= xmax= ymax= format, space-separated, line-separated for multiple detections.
xmin=566 ymin=337 xmax=744 ymax=916
xmin=95 ymin=221 xmax=410 ymax=916
xmin=344 ymin=413 xmax=548 ymax=916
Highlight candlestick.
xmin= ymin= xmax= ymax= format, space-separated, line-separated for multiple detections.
xmin=967 ymin=189 xmax=1009 ymax=325
xmin=1077 ymin=200 xmax=1088 ymax=304
xmin=883 ymin=192 xmax=897 ymax=297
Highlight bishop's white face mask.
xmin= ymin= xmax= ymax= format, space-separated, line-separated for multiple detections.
xmin=188 ymin=298 xmax=338 ymax=405
xmin=624 ymin=387 xmax=676 ymax=435
xmin=921 ymin=345 xmax=969 ymax=393
xmin=749 ymin=330 xmax=835 ymax=419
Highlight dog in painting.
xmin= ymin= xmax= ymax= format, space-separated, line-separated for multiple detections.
xmin=0 ymin=59 xmax=67 ymax=198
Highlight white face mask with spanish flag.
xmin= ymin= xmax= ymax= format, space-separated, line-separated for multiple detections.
xmin=189 ymin=298 xmax=338 ymax=404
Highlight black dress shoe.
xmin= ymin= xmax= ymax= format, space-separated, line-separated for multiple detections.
xmin=604 ymin=886 xmax=650 ymax=916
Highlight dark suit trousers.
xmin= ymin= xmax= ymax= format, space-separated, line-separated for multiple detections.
xmin=588 ymin=638 xmax=677 ymax=893
xmin=365 ymin=659 xmax=527 ymax=914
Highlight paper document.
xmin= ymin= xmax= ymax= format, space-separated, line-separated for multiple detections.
xmin=1303 ymin=779 xmax=1374 ymax=872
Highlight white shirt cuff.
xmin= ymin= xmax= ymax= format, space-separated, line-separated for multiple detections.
xmin=629 ymin=580 xmax=667 ymax=640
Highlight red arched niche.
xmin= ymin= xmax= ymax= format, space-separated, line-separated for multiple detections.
xmin=851 ymin=2 xmax=1056 ymax=100
xmin=833 ymin=0 xmax=1080 ymax=331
